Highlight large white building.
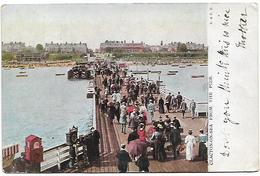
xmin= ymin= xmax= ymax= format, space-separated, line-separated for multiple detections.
xmin=185 ymin=42 xmax=205 ymax=51
xmin=45 ymin=42 xmax=60 ymax=53
xmin=145 ymin=41 xmax=206 ymax=53
xmin=100 ymin=40 xmax=145 ymax=53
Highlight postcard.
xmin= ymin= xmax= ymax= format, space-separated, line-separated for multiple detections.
xmin=1 ymin=2 xmax=258 ymax=173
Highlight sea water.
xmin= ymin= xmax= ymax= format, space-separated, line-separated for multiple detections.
xmin=2 ymin=67 xmax=94 ymax=150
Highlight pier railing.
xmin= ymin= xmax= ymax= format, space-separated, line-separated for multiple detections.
xmin=40 ymin=144 xmax=84 ymax=172
xmin=160 ymin=87 xmax=208 ymax=117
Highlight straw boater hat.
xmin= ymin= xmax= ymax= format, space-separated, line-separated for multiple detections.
xmin=121 ymin=144 xmax=126 ymax=149
xmin=139 ymin=123 xmax=145 ymax=130
xmin=157 ymin=124 xmax=163 ymax=129
xmin=90 ymin=127 xmax=95 ymax=132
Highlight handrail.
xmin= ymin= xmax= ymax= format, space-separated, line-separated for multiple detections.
xmin=40 ymin=145 xmax=84 ymax=172
xmin=160 ymin=87 xmax=208 ymax=116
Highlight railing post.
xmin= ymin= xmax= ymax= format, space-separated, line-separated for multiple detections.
xmin=56 ymin=147 xmax=61 ymax=171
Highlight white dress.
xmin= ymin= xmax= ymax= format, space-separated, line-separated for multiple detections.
xmin=147 ymin=103 xmax=155 ymax=122
xmin=185 ymin=134 xmax=196 ymax=160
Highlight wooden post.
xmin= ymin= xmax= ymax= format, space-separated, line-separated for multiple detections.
xmin=147 ymin=69 xmax=149 ymax=80
xmin=56 ymin=147 xmax=61 ymax=171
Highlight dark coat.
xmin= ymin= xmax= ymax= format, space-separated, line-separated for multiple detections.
xmin=136 ymin=154 xmax=150 ymax=171
xmin=158 ymin=98 xmax=165 ymax=114
xmin=91 ymin=130 xmax=100 ymax=145
xmin=117 ymin=150 xmax=132 ymax=172
xmin=177 ymin=94 xmax=182 ymax=104
xmin=84 ymin=135 xmax=95 ymax=162
xmin=172 ymin=119 xmax=181 ymax=129
xmin=108 ymin=105 xmax=116 ymax=119
xmin=170 ymin=128 xmax=181 ymax=146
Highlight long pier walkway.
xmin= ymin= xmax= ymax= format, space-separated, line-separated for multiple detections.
xmin=66 ymin=73 xmax=207 ymax=173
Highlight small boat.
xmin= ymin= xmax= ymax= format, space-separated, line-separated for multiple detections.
xmin=16 ymin=74 xmax=28 ymax=77
xmin=67 ymin=65 xmax=94 ymax=80
xmin=150 ymin=71 xmax=161 ymax=73
xmin=56 ymin=73 xmax=65 ymax=76
xmin=200 ymin=64 xmax=208 ymax=66
xmin=179 ymin=66 xmax=185 ymax=68
xmin=167 ymin=72 xmax=176 ymax=75
xmin=191 ymin=75 xmax=204 ymax=78
xmin=171 ymin=64 xmax=179 ymax=67
xmin=131 ymin=70 xmax=148 ymax=74
xmin=186 ymin=64 xmax=192 ymax=66
xmin=168 ymin=70 xmax=178 ymax=73
xmin=19 ymin=71 xmax=26 ymax=74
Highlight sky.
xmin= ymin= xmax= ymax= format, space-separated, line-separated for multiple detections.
xmin=1 ymin=4 xmax=207 ymax=49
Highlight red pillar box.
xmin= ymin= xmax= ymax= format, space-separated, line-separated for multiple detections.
xmin=24 ymin=135 xmax=43 ymax=163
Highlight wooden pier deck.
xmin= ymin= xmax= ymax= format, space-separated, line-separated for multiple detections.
xmin=65 ymin=75 xmax=207 ymax=173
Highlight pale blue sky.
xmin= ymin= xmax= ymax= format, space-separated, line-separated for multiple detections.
xmin=1 ymin=4 xmax=207 ymax=49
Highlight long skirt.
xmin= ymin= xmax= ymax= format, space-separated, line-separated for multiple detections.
xmin=199 ymin=142 xmax=207 ymax=161
xmin=159 ymin=104 xmax=165 ymax=114
xmin=185 ymin=142 xmax=194 ymax=160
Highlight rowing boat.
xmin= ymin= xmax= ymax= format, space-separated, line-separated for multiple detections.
xmin=16 ymin=74 xmax=28 ymax=77
xmin=191 ymin=75 xmax=204 ymax=78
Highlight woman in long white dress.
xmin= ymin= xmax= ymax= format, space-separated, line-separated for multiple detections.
xmin=185 ymin=129 xmax=196 ymax=161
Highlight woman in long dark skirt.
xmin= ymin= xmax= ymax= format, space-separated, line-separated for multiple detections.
xmin=115 ymin=102 xmax=121 ymax=123
xmin=108 ymin=103 xmax=116 ymax=124
xmin=136 ymin=152 xmax=150 ymax=172
xmin=158 ymin=97 xmax=165 ymax=114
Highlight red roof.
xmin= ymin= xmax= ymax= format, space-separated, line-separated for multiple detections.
xmin=26 ymin=135 xmax=41 ymax=142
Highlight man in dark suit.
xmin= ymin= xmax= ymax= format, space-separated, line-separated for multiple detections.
xmin=90 ymin=127 xmax=100 ymax=160
xmin=116 ymin=144 xmax=132 ymax=173
xmin=169 ymin=122 xmax=181 ymax=159
xmin=172 ymin=117 xmax=181 ymax=129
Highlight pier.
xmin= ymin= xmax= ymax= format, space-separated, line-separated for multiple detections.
xmin=64 ymin=63 xmax=207 ymax=173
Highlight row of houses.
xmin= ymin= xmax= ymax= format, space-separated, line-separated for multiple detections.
xmin=45 ymin=42 xmax=88 ymax=54
xmin=2 ymin=42 xmax=88 ymax=55
xmin=99 ymin=40 xmax=207 ymax=53
xmin=100 ymin=40 xmax=145 ymax=53
xmin=2 ymin=42 xmax=26 ymax=53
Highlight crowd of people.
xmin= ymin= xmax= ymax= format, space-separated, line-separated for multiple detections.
xmin=94 ymin=61 xmax=207 ymax=172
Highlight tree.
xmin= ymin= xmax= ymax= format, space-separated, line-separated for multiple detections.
xmin=2 ymin=52 xmax=15 ymax=61
xmin=36 ymin=44 xmax=44 ymax=52
xmin=177 ymin=43 xmax=188 ymax=52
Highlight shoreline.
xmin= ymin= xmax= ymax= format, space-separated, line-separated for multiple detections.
xmin=119 ymin=57 xmax=208 ymax=65
xmin=2 ymin=60 xmax=76 ymax=69
xmin=2 ymin=58 xmax=207 ymax=69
